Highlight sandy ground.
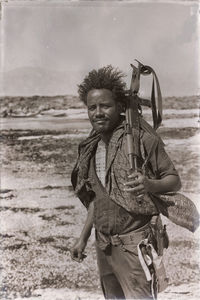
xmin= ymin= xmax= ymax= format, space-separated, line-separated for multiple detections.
xmin=8 ymin=283 xmax=200 ymax=300
xmin=0 ymin=95 xmax=200 ymax=299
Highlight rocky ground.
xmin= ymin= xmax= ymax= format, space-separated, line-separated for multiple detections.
xmin=0 ymin=95 xmax=200 ymax=299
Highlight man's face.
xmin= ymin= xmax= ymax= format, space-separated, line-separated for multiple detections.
xmin=86 ymin=89 xmax=122 ymax=134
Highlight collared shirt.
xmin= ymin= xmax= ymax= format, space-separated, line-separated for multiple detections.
xmin=89 ymin=126 xmax=178 ymax=244
xmin=95 ymin=140 xmax=107 ymax=187
xmin=72 ymin=117 xmax=198 ymax=238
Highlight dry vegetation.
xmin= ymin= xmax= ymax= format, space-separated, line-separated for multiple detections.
xmin=0 ymin=95 xmax=199 ymax=299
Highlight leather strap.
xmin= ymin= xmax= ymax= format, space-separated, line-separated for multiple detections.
xmin=130 ymin=60 xmax=163 ymax=129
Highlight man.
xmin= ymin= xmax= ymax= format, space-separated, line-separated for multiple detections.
xmin=70 ymin=65 xmax=181 ymax=299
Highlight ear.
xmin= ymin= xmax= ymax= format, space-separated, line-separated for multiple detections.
xmin=117 ymin=102 xmax=125 ymax=113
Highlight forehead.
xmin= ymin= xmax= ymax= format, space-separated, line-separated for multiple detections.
xmin=86 ymin=89 xmax=115 ymax=105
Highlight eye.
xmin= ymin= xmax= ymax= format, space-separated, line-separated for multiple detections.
xmin=101 ymin=104 xmax=110 ymax=109
xmin=88 ymin=105 xmax=96 ymax=111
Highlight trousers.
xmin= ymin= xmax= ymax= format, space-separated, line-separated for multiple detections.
xmin=96 ymin=224 xmax=154 ymax=300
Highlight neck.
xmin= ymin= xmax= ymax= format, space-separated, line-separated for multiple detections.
xmin=100 ymin=132 xmax=112 ymax=145
xmin=99 ymin=116 xmax=123 ymax=144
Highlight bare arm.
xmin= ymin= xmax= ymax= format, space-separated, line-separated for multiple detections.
xmin=144 ymin=174 xmax=181 ymax=194
xmin=124 ymin=172 xmax=181 ymax=195
xmin=124 ymin=138 xmax=182 ymax=196
xmin=70 ymin=201 xmax=94 ymax=262
xmin=79 ymin=200 xmax=94 ymax=242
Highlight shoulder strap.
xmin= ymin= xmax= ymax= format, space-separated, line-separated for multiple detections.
xmin=134 ymin=60 xmax=163 ymax=130
xmin=141 ymin=138 xmax=158 ymax=172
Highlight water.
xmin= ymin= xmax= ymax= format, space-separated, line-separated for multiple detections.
xmin=0 ymin=117 xmax=92 ymax=131
xmin=1 ymin=116 xmax=198 ymax=131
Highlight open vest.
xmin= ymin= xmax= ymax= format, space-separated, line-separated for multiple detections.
xmin=71 ymin=118 xmax=199 ymax=232
xmin=88 ymin=155 xmax=152 ymax=235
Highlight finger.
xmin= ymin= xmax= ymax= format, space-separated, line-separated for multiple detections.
xmin=124 ymin=178 xmax=141 ymax=187
xmin=136 ymin=188 xmax=145 ymax=196
xmin=70 ymin=249 xmax=81 ymax=262
xmin=128 ymin=172 xmax=139 ymax=178
xmin=77 ymin=252 xmax=83 ymax=262
xmin=125 ymin=176 xmax=143 ymax=186
xmin=128 ymin=172 xmax=140 ymax=179
xmin=71 ymin=253 xmax=80 ymax=262
xmin=70 ymin=248 xmax=75 ymax=257
xmin=137 ymin=193 xmax=145 ymax=198
xmin=124 ymin=180 xmax=137 ymax=187
xmin=82 ymin=253 xmax=87 ymax=259
xmin=133 ymin=178 xmax=142 ymax=185
xmin=131 ymin=184 xmax=145 ymax=193
xmin=73 ymin=257 xmax=81 ymax=262
xmin=124 ymin=184 xmax=144 ymax=193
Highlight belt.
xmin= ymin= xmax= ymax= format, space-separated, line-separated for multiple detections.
xmin=110 ymin=222 xmax=151 ymax=247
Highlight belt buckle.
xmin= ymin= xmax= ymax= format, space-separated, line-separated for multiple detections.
xmin=110 ymin=234 xmax=121 ymax=246
xmin=111 ymin=234 xmax=126 ymax=251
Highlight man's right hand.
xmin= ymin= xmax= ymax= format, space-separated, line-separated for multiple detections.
xmin=70 ymin=239 xmax=87 ymax=263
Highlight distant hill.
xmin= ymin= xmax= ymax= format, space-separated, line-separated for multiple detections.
xmin=162 ymin=95 xmax=199 ymax=110
xmin=0 ymin=95 xmax=199 ymax=118
xmin=0 ymin=95 xmax=84 ymax=117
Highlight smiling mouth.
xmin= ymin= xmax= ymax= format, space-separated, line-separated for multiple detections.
xmin=94 ymin=119 xmax=107 ymax=124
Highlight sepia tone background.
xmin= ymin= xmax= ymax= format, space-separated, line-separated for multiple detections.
xmin=0 ymin=0 xmax=199 ymax=299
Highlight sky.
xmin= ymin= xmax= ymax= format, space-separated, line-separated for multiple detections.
xmin=0 ymin=0 xmax=199 ymax=97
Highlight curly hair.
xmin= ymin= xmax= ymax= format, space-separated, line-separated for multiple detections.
xmin=78 ymin=65 xmax=127 ymax=105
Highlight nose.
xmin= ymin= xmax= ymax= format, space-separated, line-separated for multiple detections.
xmin=95 ymin=105 xmax=104 ymax=118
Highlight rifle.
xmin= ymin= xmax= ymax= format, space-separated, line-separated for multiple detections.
xmin=125 ymin=59 xmax=162 ymax=173
xmin=124 ymin=60 xmax=199 ymax=233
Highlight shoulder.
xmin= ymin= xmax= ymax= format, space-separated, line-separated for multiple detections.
xmin=78 ymin=130 xmax=100 ymax=154
xmin=139 ymin=117 xmax=164 ymax=148
xmin=141 ymin=129 xmax=160 ymax=152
